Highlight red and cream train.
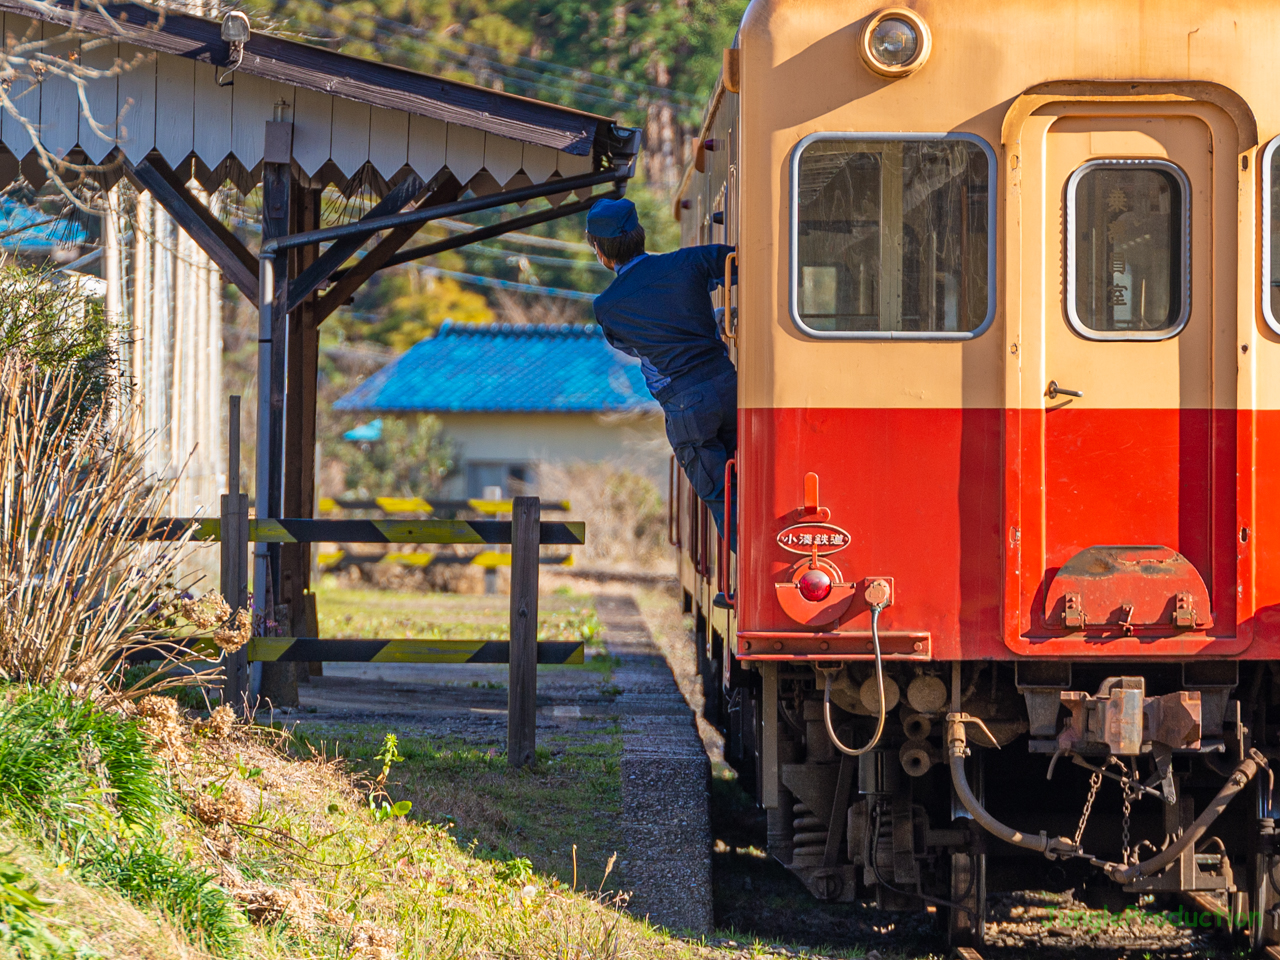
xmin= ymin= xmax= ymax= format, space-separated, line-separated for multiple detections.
xmin=671 ymin=0 xmax=1280 ymax=948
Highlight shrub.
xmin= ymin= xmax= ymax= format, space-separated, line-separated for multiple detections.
xmin=324 ymin=414 xmax=455 ymax=502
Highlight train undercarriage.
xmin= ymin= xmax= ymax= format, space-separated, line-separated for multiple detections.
xmin=693 ymin=611 xmax=1280 ymax=950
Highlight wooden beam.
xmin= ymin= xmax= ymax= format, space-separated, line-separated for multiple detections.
xmin=311 ymin=174 xmax=462 ymax=326
xmin=336 ymin=189 xmax=618 ymax=277
xmin=286 ymin=173 xmax=427 ymax=313
xmin=256 ymin=144 xmax=294 ymax=706
xmin=124 ymin=156 xmax=260 ymax=306
xmin=220 ymin=395 xmax=250 ymax=714
xmin=507 ymin=497 xmax=541 ymax=768
xmin=282 ymin=184 xmax=322 ymax=690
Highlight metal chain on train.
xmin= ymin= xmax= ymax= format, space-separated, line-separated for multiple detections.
xmin=1119 ymin=763 xmax=1133 ymax=864
xmin=1074 ymin=769 xmax=1103 ymax=851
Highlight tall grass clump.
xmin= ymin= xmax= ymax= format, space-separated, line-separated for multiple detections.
xmin=0 ymin=353 xmax=247 ymax=697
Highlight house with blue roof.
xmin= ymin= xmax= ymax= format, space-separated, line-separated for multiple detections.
xmin=335 ymin=321 xmax=665 ymax=498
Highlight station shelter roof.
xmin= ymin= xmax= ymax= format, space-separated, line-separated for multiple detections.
xmin=0 ymin=0 xmax=624 ymax=197
xmin=335 ymin=321 xmax=659 ymax=416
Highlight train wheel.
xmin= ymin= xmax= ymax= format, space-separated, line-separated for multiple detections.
xmin=948 ymin=850 xmax=986 ymax=949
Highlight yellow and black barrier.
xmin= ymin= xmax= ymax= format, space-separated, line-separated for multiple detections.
xmin=315 ymin=548 xmax=574 ymax=571
xmin=316 ymin=497 xmax=572 ymax=515
xmin=246 ymin=637 xmax=585 ymax=664
xmin=121 ymin=518 xmax=585 ymax=545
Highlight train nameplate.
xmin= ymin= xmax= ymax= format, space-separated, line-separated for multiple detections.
xmin=776 ymin=522 xmax=851 ymax=555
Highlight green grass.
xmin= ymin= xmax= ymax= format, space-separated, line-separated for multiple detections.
xmin=314 ymin=579 xmax=604 ymax=649
xmin=292 ymin=723 xmax=624 ymax=891
xmin=0 ymin=686 xmax=244 ymax=954
xmin=0 ymin=687 xmax=167 ymax=827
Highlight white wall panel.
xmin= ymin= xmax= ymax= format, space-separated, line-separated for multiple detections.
xmin=329 ymin=96 xmax=370 ymax=176
xmin=407 ymin=113 xmax=446 ymax=184
xmin=39 ymin=26 xmax=79 ymax=159
xmin=229 ymin=70 xmax=274 ymax=167
xmin=445 ymin=123 xmax=484 ymax=184
xmin=1 ymin=16 xmax=40 ymax=158
xmin=557 ymin=150 xmax=593 ymax=199
xmin=291 ymin=84 xmax=332 ymax=176
xmin=191 ymin=63 xmax=233 ymax=167
xmin=79 ymin=38 xmax=119 ymax=162
xmin=522 ymin=143 xmax=557 ymax=182
xmin=368 ymin=105 xmax=407 ymax=178
xmin=482 ymin=132 xmax=522 ymax=185
xmin=155 ymin=53 xmax=194 ymax=167
xmin=116 ymin=43 xmax=156 ymax=161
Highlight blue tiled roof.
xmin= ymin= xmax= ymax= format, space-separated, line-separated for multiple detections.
xmin=334 ymin=321 xmax=660 ymax=414
xmin=0 ymin=197 xmax=88 ymax=250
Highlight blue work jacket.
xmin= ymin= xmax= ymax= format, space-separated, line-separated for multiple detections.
xmin=591 ymin=243 xmax=736 ymax=401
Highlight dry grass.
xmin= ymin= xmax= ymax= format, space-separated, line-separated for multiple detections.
xmin=540 ymin=462 xmax=668 ymax=569
xmin=0 ymin=355 xmax=247 ymax=699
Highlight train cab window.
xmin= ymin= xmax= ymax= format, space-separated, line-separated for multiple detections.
xmin=790 ymin=133 xmax=994 ymax=339
xmin=1066 ymin=160 xmax=1189 ymax=339
xmin=1262 ymin=139 xmax=1280 ymax=332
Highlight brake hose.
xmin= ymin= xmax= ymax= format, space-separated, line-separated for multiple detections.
xmin=824 ymin=603 xmax=887 ymax=756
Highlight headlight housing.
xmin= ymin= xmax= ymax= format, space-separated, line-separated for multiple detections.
xmin=860 ymin=8 xmax=931 ymax=79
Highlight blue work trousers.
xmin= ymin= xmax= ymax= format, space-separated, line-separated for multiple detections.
xmin=662 ymin=368 xmax=737 ymax=538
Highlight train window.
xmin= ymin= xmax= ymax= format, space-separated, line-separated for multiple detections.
xmin=1065 ymin=160 xmax=1189 ymax=339
xmin=789 ymin=133 xmax=994 ymax=339
xmin=1263 ymin=139 xmax=1280 ymax=333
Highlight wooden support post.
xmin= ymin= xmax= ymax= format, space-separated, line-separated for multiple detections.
xmin=281 ymin=184 xmax=323 ymax=692
xmin=257 ymin=116 xmax=297 ymax=707
xmin=220 ymin=396 xmax=250 ymax=713
xmin=507 ymin=496 xmax=540 ymax=768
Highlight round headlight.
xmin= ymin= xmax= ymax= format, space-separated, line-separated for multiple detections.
xmin=860 ymin=8 xmax=931 ymax=78
xmin=870 ymin=18 xmax=917 ymax=66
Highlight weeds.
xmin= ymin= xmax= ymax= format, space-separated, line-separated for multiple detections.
xmin=0 ymin=355 xmax=248 ymax=699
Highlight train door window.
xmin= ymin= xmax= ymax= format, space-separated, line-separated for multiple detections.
xmin=789 ymin=133 xmax=995 ymax=339
xmin=1065 ymin=160 xmax=1189 ymax=339
xmin=1261 ymin=137 xmax=1280 ymax=332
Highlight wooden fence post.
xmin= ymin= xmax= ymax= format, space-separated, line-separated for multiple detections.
xmin=507 ymin=496 xmax=540 ymax=767
xmin=221 ymin=396 xmax=251 ymax=713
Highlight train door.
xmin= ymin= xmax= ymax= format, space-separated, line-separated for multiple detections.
xmin=1007 ymin=101 xmax=1240 ymax=653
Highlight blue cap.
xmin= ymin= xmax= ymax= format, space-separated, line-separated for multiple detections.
xmin=586 ymin=197 xmax=640 ymax=238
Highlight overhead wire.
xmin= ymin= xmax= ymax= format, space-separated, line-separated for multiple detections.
xmin=465 ymin=245 xmax=608 ymax=272
xmin=417 ymin=264 xmax=597 ymax=302
xmin=432 ymin=218 xmax=595 ymax=253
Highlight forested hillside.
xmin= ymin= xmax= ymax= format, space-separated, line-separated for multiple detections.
xmin=240 ymin=0 xmax=747 ymax=189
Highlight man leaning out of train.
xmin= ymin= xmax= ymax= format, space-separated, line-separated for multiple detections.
xmin=586 ymin=197 xmax=737 ymax=542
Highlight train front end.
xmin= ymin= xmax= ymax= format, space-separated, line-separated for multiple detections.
xmin=673 ymin=0 xmax=1280 ymax=947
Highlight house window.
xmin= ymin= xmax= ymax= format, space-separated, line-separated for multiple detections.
xmin=465 ymin=462 xmax=537 ymax=499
